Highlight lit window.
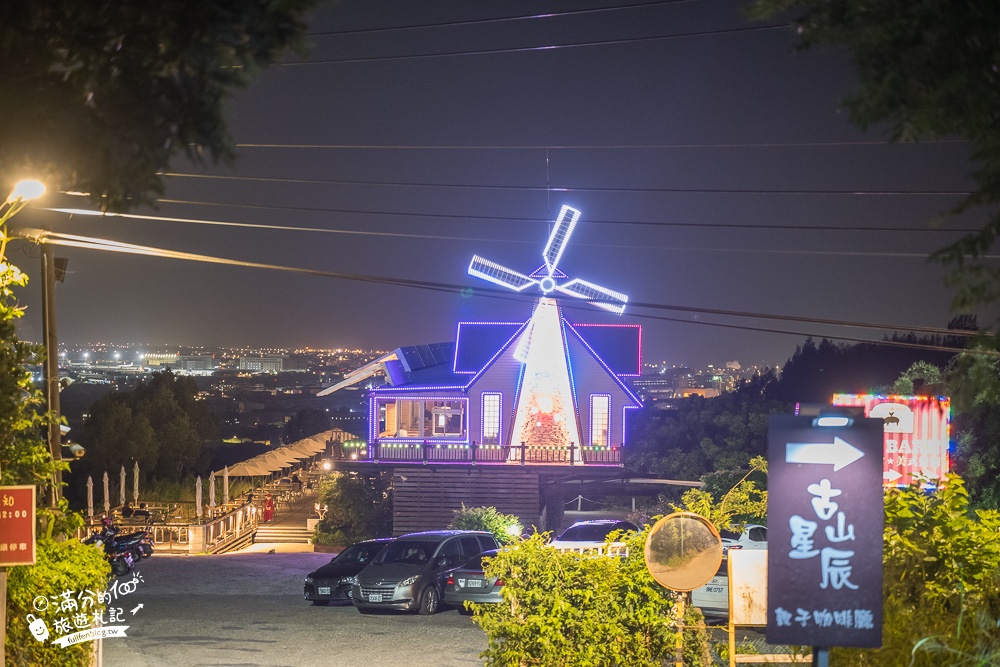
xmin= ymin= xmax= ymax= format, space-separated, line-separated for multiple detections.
xmin=590 ymin=395 xmax=610 ymax=447
xmin=482 ymin=393 xmax=502 ymax=445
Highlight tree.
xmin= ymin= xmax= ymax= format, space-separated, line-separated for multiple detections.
xmin=0 ymin=0 xmax=321 ymax=211
xmin=76 ymin=370 xmax=219 ymax=484
xmin=285 ymin=408 xmax=331 ymax=443
xmin=943 ymin=337 xmax=1000 ymax=508
xmin=748 ymin=0 xmax=1000 ymax=313
xmin=313 ymin=471 xmax=393 ymax=545
xmin=626 ymin=371 xmax=785 ymax=481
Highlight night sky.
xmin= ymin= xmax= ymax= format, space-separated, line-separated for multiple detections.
xmin=12 ymin=0 xmax=992 ymax=368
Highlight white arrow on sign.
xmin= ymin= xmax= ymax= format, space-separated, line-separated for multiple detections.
xmin=785 ymin=437 xmax=865 ymax=471
xmin=883 ymin=469 xmax=902 ymax=482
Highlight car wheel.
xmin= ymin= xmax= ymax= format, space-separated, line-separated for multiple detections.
xmin=418 ymin=586 xmax=440 ymax=615
xmin=311 ymin=600 xmax=330 ymax=606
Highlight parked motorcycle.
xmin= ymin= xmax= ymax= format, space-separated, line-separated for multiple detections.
xmin=94 ymin=518 xmax=155 ymax=561
xmin=84 ymin=530 xmax=136 ymax=577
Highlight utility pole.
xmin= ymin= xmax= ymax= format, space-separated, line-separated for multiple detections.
xmin=41 ymin=242 xmax=62 ymax=504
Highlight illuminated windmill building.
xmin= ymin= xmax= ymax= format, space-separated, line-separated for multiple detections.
xmin=333 ymin=205 xmax=642 ymax=466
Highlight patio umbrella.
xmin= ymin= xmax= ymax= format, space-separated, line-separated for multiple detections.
xmin=103 ymin=472 xmax=110 ymax=515
xmin=228 ymin=459 xmax=273 ymax=476
xmin=86 ymin=476 xmax=94 ymax=519
xmin=223 ymin=466 xmax=230 ymax=504
xmin=119 ymin=465 xmax=126 ymax=506
xmin=209 ymin=470 xmax=216 ymax=511
xmin=133 ymin=461 xmax=140 ymax=502
xmin=195 ymin=476 xmax=203 ymax=518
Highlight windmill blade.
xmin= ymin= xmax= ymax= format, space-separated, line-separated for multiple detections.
xmin=468 ymin=256 xmax=539 ymax=292
xmin=554 ymin=278 xmax=629 ymax=315
xmin=541 ymin=205 xmax=581 ymax=276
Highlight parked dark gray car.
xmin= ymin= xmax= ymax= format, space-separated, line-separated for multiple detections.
xmin=304 ymin=538 xmax=392 ymax=605
xmin=352 ymin=530 xmax=498 ymax=615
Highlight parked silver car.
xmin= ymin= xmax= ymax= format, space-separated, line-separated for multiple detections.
xmin=352 ymin=530 xmax=499 ymax=615
xmin=444 ymin=549 xmax=503 ymax=612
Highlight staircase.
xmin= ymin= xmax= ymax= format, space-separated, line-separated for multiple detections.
xmin=254 ymin=523 xmax=313 ymax=544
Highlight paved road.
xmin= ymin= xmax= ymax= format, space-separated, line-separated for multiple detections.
xmin=103 ymin=551 xmax=487 ymax=667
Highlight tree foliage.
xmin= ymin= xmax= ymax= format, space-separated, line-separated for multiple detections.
xmin=626 ymin=371 xmax=784 ymax=481
xmin=6 ymin=537 xmax=109 ymax=667
xmin=284 ymin=408 xmax=331 ymax=444
xmin=0 ymin=0 xmax=321 ymax=211
xmin=76 ymin=370 xmax=218 ymax=484
xmin=473 ymin=530 xmax=711 ymax=667
xmin=449 ymin=504 xmax=522 ymax=546
xmin=833 ymin=476 xmax=1000 ymax=666
xmin=313 ymin=471 xmax=393 ymax=545
xmin=748 ymin=0 xmax=1000 ymax=312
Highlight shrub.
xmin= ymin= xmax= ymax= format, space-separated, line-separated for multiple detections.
xmin=472 ymin=529 xmax=711 ymax=667
xmin=6 ymin=536 xmax=110 ymax=667
xmin=449 ymin=504 xmax=522 ymax=545
xmin=832 ymin=474 xmax=1000 ymax=666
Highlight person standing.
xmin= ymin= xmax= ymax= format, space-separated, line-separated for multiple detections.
xmin=262 ymin=493 xmax=275 ymax=523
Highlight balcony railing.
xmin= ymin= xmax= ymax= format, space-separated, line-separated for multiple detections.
xmin=329 ymin=441 xmax=622 ymax=466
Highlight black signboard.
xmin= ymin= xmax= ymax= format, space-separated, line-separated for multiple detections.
xmin=766 ymin=414 xmax=884 ymax=648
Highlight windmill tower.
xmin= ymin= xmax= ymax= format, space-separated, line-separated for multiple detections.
xmin=468 ymin=205 xmax=629 ymax=455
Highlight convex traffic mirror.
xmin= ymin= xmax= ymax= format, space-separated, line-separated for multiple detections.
xmin=643 ymin=512 xmax=723 ymax=592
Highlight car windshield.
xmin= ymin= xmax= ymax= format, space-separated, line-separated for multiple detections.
xmin=333 ymin=543 xmax=384 ymax=565
xmin=556 ymin=524 xmax=623 ymax=542
xmin=720 ymin=529 xmax=740 ymax=540
xmin=373 ymin=540 xmax=438 ymax=565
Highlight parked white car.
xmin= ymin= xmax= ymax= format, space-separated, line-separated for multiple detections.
xmin=691 ymin=524 xmax=767 ymax=619
xmin=548 ymin=520 xmax=638 ymax=555
xmin=721 ymin=524 xmax=767 ymax=552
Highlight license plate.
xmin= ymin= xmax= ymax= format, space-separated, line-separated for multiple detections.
xmin=368 ymin=593 xmax=383 ymax=602
xmin=317 ymin=587 xmax=331 ymax=595
xmin=466 ymin=579 xmax=483 ymax=588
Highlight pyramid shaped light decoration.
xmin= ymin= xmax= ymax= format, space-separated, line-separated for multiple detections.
xmin=467 ymin=205 xmax=629 ymax=452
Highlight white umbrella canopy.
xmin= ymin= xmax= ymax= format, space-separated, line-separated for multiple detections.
xmin=259 ymin=451 xmax=292 ymax=470
xmin=133 ymin=461 xmax=140 ymax=502
xmin=223 ymin=466 xmax=230 ymax=504
xmin=209 ymin=470 xmax=216 ymax=510
xmin=228 ymin=459 xmax=274 ymax=476
xmin=119 ymin=465 xmax=127 ymax=506
xmin=102 ymin=472 xmax=110 ymax=515
xmin=195 ymin=476 xmax=203 ymax=518
xmin=277 ymin=447 xmax=308 ymax=461
xmin=288 ymin=440 xmax=320 ymax=456
xmin=86 ymin=476 xmax=94 ymax=519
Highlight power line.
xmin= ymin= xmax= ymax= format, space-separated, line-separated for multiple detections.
xmin=19 ymin=227 xmax=990 ymax=342
xmin=306 ymin=1 xmax=701 ymax=38
xmin=46 ymin=208 xmax=992 ymax=260
xmin=161 ymin=172 xmax=971 ymax=197
xmin=282 ymin=24 xmax=791 ymax=67
xmin=148 ymin=198 xmax=982 ymax=235
xmin=234 ymin=139 xmax=968 ymax=150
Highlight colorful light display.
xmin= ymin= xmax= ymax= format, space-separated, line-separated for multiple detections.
xmin=831 ymin=394 xmax=951 ymax=486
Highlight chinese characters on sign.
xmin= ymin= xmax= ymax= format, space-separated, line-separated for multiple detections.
xmin=0 ymin=485 xmax=36 ymax=566
xmin=26 ymin=572 xmax=145 ymax=648
xmin=767 ymin=415 xmax=884 ymax=648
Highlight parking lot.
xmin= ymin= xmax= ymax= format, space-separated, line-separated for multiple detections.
xmin=103 ymin=551 xmax=487 ymax=667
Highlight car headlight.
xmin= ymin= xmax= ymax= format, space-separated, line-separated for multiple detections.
xmin=342 ymin=576 xmax=358 ymax=585
xmin=398 ymin=575 xmax=421 ymax=588
xmin=304 ymin=576 xmax=314 ymax=584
